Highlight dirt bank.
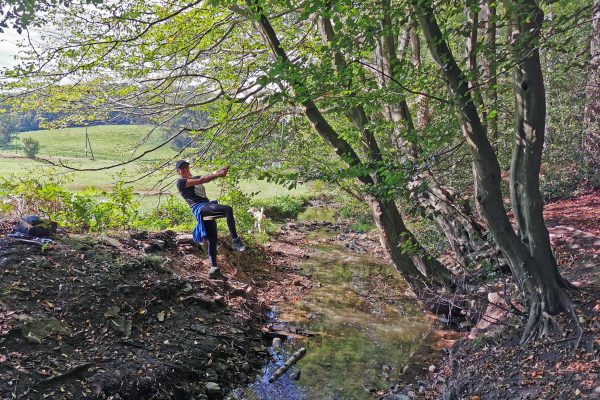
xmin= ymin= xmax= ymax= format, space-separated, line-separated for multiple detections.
xmin=0 ymin=230 xmax=281 ymax=400
xmin=384 ymin=190 xmax=600 ymax=400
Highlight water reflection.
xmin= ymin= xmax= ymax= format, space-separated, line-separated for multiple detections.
xmin=233 ymin=240 xmax=431 ymax=400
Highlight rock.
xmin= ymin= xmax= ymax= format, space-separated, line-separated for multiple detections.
xmin=290 ymin=370 xmax=301 ymax=381
xmin=23 ymin=332 xmax=42 ymax=344
xmin=176 ymin=234 xmax=196 ymax=246
xmin=102 ymin=237 xmax=121 ymax=248
xmin=143 ymin=239 xmax=166 ymax=253
xmin=21 ymin=318 xmax=71 ymax=344
xmin=130 ymin=231 xmax=149 ymax=240
xmin=119 ymin=284 xmax=144 ymax=295
xmin=428 ymin=365 xmax=436 ymax=372
xmin=109 ymin=318 xmax=132 ymax=337
xmin=204 ymin=382 xmax=220 ymax=397
xmin=181 ymin=294 xmax=215 ymax=308
xmin=204 ymin=368 xmax=218 ymax=381
xmin=272 ymin=338 xmax=282 ymax=347
xmin=407 ymin=391 xmax=416 ymax=398
xmin=393 ymin=394 xmax=410 ymax=400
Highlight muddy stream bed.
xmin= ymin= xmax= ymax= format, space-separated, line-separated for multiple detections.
xmin=232 ymin=211 xmax=434 ymax=400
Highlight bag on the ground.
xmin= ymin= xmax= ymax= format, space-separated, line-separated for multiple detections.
xmin=12 ymin=216 xmax=57 ymax=238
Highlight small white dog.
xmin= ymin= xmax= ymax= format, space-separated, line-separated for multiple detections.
xmin=247 ymin=207 xmax=265 ymax=233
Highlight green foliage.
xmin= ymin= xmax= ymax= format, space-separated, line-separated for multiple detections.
xmin=0 ymin=174 xmax=138 ymax=231
xmin=251 ymin=194 xmax=309 ymax=221
xmin=350 ymin=219 xmax=375 ymax=233
xmin=338 ymin=195 xmax=375 ymax=232
xmin=21 ymin=137 xmax=40 ymax=159
xmin=216 ymin=183 xmax=255 ymax=234
xmin=141 ymin=254 xmax=164 ymax=271
xmin=405 ymin=216 xmax=447 ymax=258
xmin=136 ymin=197 xmax=194 ymax=231
xmin=398 ymin=232 xmax=425 ymax=257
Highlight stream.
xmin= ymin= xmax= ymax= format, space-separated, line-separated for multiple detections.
xmin=230 ymin=209 xmax=433 ymax=400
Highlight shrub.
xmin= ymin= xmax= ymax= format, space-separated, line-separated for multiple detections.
xmin=0 ymin=175 xmax=139 ymax=231
xmin=22 ymin=137 xmax=40 ymax=159
xmin=338 ymin=195 xmax=374 ymax=226
xmin=216 ymin=184 xmax=255 ymax=234
xmin=251 ymin=194 xmax=309 ymax=221
xmin=137 ymin=196 xmax=194 ymax=231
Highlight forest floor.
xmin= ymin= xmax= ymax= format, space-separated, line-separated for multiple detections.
xmin=0 ymin=190 xmax=598 ymax=400
xmin=384 ymin=190 xmax=600 ymax=400
xmin=0 ymin=228 xmax=318 ymax=400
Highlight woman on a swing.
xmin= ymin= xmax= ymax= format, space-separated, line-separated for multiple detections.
xmin=175 ymin=160 xmax=247 ymax=281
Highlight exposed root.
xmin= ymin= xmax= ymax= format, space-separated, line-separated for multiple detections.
xmin=558 ymin=275 xmax=579 ymax=292
xmin=520 ymin=288 xmax=581 ymax=349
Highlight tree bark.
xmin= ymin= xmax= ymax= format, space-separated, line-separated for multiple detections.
xmin=246 ymin=0 xmax=452 ymax=289
xmin=409 ymin=25 xmax=431 ymax=130
xmin=412 ymin=0 xmax=577 ymax=343
xmin=366 ymin=195 xmax=453 ymax=289
xmin=584 ymin=0 xmax=600 ymax=175
xmin=480 ymin=0 xmax=499 ymax=142
xmin=507 ymin=0 xmax=567 ymax=287
xmin=466 ymin=2 xmax=486 ymax=117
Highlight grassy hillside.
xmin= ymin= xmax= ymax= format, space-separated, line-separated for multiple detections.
xmin=0 ymin=125 xmax=307 ymax=209
xmin=2 ymin=125 xmax=176 ymax=161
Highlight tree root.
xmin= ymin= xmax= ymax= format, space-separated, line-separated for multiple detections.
xmin=38 ymin=362 xmax=95 ymax=386
xmin=520 ymin=288 xmax=583 ymax=355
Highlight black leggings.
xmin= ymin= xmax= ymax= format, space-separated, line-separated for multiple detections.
xmin=201 ymin=203 xmax=239 ymax=267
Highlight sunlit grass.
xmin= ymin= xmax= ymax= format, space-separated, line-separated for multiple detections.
xmin=2 ymin=125 xmax=175 ymax=161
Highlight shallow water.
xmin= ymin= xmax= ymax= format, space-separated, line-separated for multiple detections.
xmin=231 ymin=235 xmax=432 ymax=400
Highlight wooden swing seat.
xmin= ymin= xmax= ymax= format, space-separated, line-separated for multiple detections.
xmin=202 ymin=214 xmax=226 ymax=221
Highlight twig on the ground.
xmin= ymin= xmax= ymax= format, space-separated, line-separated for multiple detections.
xmin=38 ymin=362 xmax=95 ymax=385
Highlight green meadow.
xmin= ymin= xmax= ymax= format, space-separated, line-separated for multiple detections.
xmin=0 ymin=125 xmax=306 ymax=210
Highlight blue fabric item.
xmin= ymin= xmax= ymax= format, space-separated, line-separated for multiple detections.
xmin=191 ymin=200 xmax=218 ymax=243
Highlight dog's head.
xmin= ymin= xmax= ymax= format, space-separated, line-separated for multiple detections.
xmin=247 ymin=207 xmax=258 ymax=215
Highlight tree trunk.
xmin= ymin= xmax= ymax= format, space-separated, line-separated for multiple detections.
xmin=480 ymin=0 xmax=499 ymax=142
xmin=409 ymin=25 xmax=431 ymax=130
xmin=584 ymin=0 xmax=600 ymax=175
xmin=246 ymin=0 xmax=452 ymax=290
xmin=366 ymin=195 xmax=453 ymax=289
xmin=375 ymin=2 xmax=486 ymax=266
xmin=413 ymin=0 xmax=577 ymax=343
xmin=507 ymin=0 xmax=575 ymax=294
xmin=466 ymin=2 xmax=486 ymax=118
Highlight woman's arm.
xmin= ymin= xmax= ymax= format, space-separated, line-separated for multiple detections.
xmin=184 ymin=166 xmax=229 ymax=188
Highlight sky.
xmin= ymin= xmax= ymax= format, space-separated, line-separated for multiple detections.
xmin=0 ymin=29 xmax=26 ymax=69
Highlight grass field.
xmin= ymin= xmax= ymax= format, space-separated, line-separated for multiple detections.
xmin=0 ymin=125 xmax=307 ymax=209
xmin=2 ymin=125 xmax=177 ymax=161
